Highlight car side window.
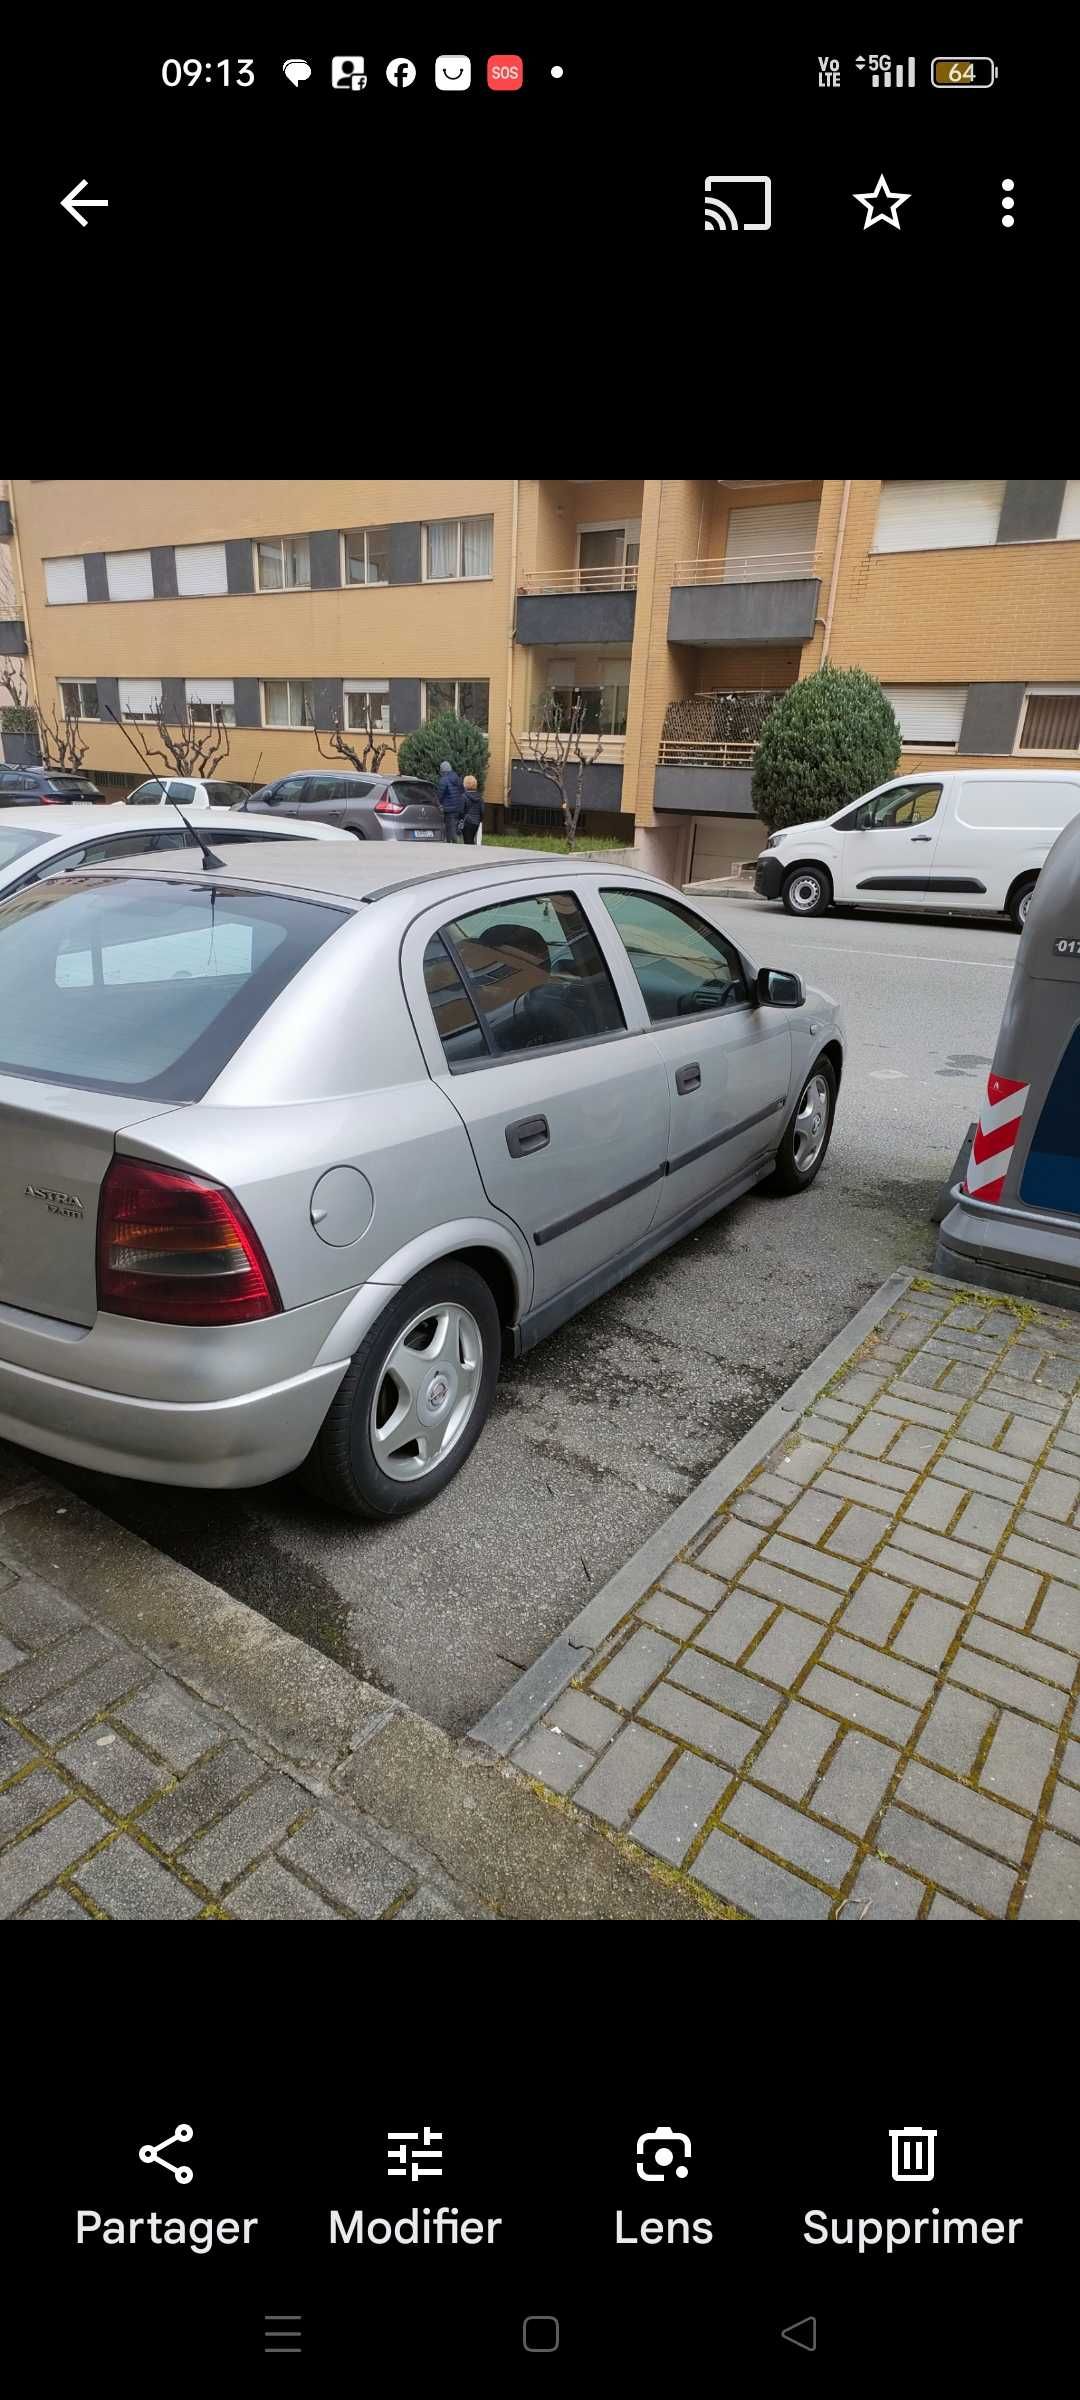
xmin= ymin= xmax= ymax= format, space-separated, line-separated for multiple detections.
xmin=601 ymin=889 xmax=748 ymax=1024
xmin=422 ymin=937 xmax=489 ymax=1067
xmin=432 ymin=892 xmax=625 ymax=1063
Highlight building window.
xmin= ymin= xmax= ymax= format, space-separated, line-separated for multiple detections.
xmin=881 ymin=685 xmax=967 ymax=751
xmin=262 ymin=678 xmax=314 ymax=728
xmin=422 ymin=679 xmax=489 ymax=729
xmin=343 ymin=528 xmax=391 ymax=586
xmin=105 ymin=549 xmax=155 ymax=602
xmin=185 ymin=678 xmax=236 ymax=726
xmin=58 ymin=679 xmax=100 ymax=720
xmin=1017 ymin=687 xmax=1080 ymax=755
xmin=344 ymin=679 xmax=390 ymax=732
xmin=118 ymin=678 xmax=164 ymax=720
xmin=175 ymin=542 xmax=229 ymax=597
xmin=44 ymin=556 xmax=88 ymax=605
xmin=422 ymin=517 xmax=493 ymax=581
xmin=545 ymin=664 xmax=630 ymax=736
xmin=254 ymin=535 xmax=311 ymax=592
xmin=872 ymin=481 xmax=1006 ymax=553
xmin=576 ymin=523 xmax=641 ymax=588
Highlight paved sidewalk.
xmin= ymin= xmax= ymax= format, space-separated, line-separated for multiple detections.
xmin=482 ymin=1275 xmax=1080 ymax=1920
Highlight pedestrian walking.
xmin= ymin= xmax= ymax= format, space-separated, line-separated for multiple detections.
xmin=461 ymin=774 xmax=483 ymax=845
xmin=436 ymin=758 xmax=465 ymax=841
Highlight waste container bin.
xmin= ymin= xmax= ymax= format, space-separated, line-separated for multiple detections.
xmin=936 ymin=812 xmax=1080 ymax=1307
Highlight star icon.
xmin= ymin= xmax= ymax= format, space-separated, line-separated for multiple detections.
xmin=854 ymin=174 xmax=910 ymax=229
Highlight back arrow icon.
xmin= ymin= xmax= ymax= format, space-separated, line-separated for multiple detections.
xmin=62 ymin=179 xmax=108 ymax=227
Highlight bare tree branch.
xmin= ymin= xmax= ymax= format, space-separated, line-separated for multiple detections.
xmin=123 ymin=700 xmax=233 ymax=781
xmin=313 ymin=697 xmax=393 ymax=775
xmin=509 ymin=688 xmax=604 ymax=849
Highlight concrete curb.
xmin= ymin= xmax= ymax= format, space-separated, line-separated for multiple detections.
xmin=468 ymin=1266 xmax=916 ymax=1754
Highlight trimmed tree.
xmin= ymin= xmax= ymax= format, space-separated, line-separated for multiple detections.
xmin=397 ymin=710 xmax=489 ymax=793
xmin=751 ymin=663 xmax=901 ymax=835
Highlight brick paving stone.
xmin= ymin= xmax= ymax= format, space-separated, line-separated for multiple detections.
xmin=898 ymin=1353 xmax=951 ymax=1390
xmin=574 ymin=1723 xmax=675 ymax=1824
xmin=1000 ymin=1415 xmax=1055 ymax=1461
xmin=799 ymin=1666 xmax=918 ymax=1745
xmin=764 ymin=1439 xmax=835 ymax=1488
xmin=815 ymin=1397 xmax=862 ymax=1426
xmin=590 ymin=1626 xmax=677 ymax=1711
xmin=1045 ymin=1441 xmax=1080 ymax=1475
xmin=877 ymin=1805 xmax=1016 ymax=1916
xmin=696 ymin=1517 xmax=766 ymax=1579
xmin=692 ymin=1829 xmax=833 ymax=1920
xmin=844 ymin=1413 xmax=897 ymax=1459
xmin=962 ymin=1404 xmax=1009 ymax=1447
xmin=1037 ymin=1355 xmax=1080 ymax=1394
xmin=964 ymin=1615 xmax=1075 ymax=1689
xmin=182 ymin=1776 xmax=311 ymax=1893
xmin=140 ymin=1744 xmax=265 ymax=1854
xmin=817 ymin=1466 xmax=923 ymax=1513
xmin=891 ymin=1595 xmax=964 ymax=1673
xmin=112 ymin=1675 xmax=219 ymax=1769
xmin=976 ymin=1561 xmax=1041 ymax=1630
xmin=898 ymin=1760 xmax=1029 ymax=1864
xmin=949 ymin=1646 xmax=1068 ymax=1728
xmin=630 ymin=1754 xmax=730 ymax=1866
xmin=740 ymin=1556 xmax=843 ymax=1623
xmin=0 ymin=1767 xmax=68 ymax=1844
xmin=1008 ymin=1531 xmax=1080 ymax=1590
xmin=1017 ymin=1509 xmax=1080 ymax=1561
xmin=1048 ymin=1780 xmax=1080 ymax=1839
xmin=891 ymin=1517 xmax=990 ymax=1580
xmin=1061 ymin=1739 xmax=1080 ymax=1785
xmin=696 ymin=1588 xmax=775 ymax=1662
xmin=902 ymin=1480 xmax=960 ymax=1534
xmin=951 ymin=1492 xmax=1015 ymax=1553
xmin=827 ymin=1505 xmax=890 ymax=1562
xmin=839 ymin=1857 xmax=924 ymax=1920
xmin=874 ymin=1543 xmax=974 ymax=1609
xmin=730 ymin=1492 xmax=783 ymax=1530
xmin=511 ymin=1726 xmax=593 ymax=1794
xmin=749 ymin=1472 xmax=804 ymax=1508
xmin=543 ymin=1690 xmax=621 ymax=1753
xmin=753 ymin=1544 xmax=861 ymax=1600
xmin=833 ymin=1371 xmax=889 ymax=1405
xmin=947 ymin=1439 xmax=1027 ymax=1484
xmin=822 ymin=1633 xmax=935 ymax=1709
xmin=22 ymin=1886 xmax=94 ymax=1921
xmin=0 ymin=1799 xmax=109 ymax=1916
xmin=394 ymin=1887 xmax=464 ymax=1922
xmin=797 ymin=1413 xmax=847 ymax=1446
xmin=832 ymin=1450 xmax=918 ymax=1494
xmin=0 ymin=1636 xmax=25 ymax=1675
xmin=839 ymin=1574 xmax=907 ymax=1645
xmin=0 ymin=1576 xmax=81 ymax=1651
xmin=637 ymin=1591 xmax=705 ymax=1642
xmin=875 ymin=1393 xmax=959 ymax=1432
xmin=0 ymin=1624 xmax=118 ymax=1715
xmin=58 ymin=1729 xmax=172 ymax=1814
xmin=638 ymin=1683 xmax=756 ymax=1768
xmin=928 ymin=1895 xmax=981 ymax=1920
xmin=71 ymin=1835 xmax=204 ymax=1921
xmin=724 ymin=1783 xmax=855 ymax=1885
xmin=985 ymin=1384 xmax=1062 ymax=1423
xmin=26 ymin=1651 xmax=153 ymax=1745
xmin=1028 ymin=1467 xmax=1080 ymax=1521
xmin=885 ymin=1425 xmax=941 ymax=1472
xmin=277 ymin=1813 xmax=412 ymax=1917
xmin=749 ymin=1702 xmax=837 ymax=1800
xmin=659 ymin=1561 xmax=728 ymax=1613
xmin=914 ymin=1688 xmax=992 ymax=1781
xmin=0 ymin=1725 xmax=37 ymax=1783
xmin=935 ymin=1456 xmax=1029 ymax=1508
xmin=669 ymin=1649 xmax=778 ymax=1726
xmin=810 ymin=1731 xmax=897 ymax=1836
xmin=741 ymin=1610 xmax=822 ymax=1687
xmin=1020 ymin=1829 xmax=1080 ymax=1918
xmin=225 ymin=1858 xmax=345 ymax=1920
xmin=778 ymin=1488 xmax=845 ymax=1544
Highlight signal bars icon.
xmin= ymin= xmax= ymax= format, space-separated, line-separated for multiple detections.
xmin=856 ymin=55 xmax=916 ymax=87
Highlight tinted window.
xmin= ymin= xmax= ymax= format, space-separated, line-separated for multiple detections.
xmin=0 ymin=827 xmax=52 ymax=871
xmin=842 ymin=782 xmax=943 ymax=829
xmin=423 ymin=937 xmax=488 ymax=1067
xmin=305 ymin=778 xmax=347 ymax=806
xmin=439 ymin=892 xmax=624 ymax=1060
xmin=394 ymin=780 xmax=438 ymax=806
xmin=262 ymin=778 xmax=309 ymax=807
xmin=341 ymin=779 xmax=376 ymax=801
xmin=125 ymin=782 xmax=168 ymax=806
xmin=602 ymin=889 xmax=747 ymax=1024
xmin=0 ymin=878 xmax=347 ymax=1102
xmin=169 ymin=782 xmax=197 ymax=804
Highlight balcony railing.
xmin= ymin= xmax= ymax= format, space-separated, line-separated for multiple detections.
xmin=519 ymin=564 xmax=639 ymax=595
xmin=657 ymin=739 xmax=759 ymax=767
xmin=517 ymin=731 xmax=626 ymax=763
xmin=658 ymin=688 xmax=783 ymax=766
xmin=672 ymin=550 xmax=821 ymax=586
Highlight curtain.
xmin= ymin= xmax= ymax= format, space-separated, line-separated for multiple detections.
xmin=427 ymin=522 xmax=458 ymax=579
xmin=462 ymin=517 xmax=492 ymax=577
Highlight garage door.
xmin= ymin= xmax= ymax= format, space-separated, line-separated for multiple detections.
xmin=725 ymin=500 xmax=820 ymax=572
xmin=688 ymin=816 xmax=765 ymax=882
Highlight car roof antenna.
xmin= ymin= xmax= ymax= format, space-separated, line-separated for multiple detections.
xmin=103 ymin=704 xmax=225 ymax=870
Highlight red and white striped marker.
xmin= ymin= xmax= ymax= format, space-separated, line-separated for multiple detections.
xmin=963 ymin=1072 xmax=1030 ymax=1204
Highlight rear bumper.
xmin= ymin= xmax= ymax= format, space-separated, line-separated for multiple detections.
xmin=936 ymin=1187 xmax=1080 ymax=1311
xmin=0 ymin=1345 xmax=349 ymax=1487
xmin=754 ymin=853 xmax=783 ymax=900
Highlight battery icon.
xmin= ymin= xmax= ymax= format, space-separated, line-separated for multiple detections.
xmin=931 ymin=57 xmax=997 ymax=87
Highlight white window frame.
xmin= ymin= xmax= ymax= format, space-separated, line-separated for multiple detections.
xmin=421 ymin=678 xmax=490 ymax=728
xmin=118 ymin=678 xmax=164 ymax=722
xmin=341 ymin=527 xmax=391 ymax=588
xmin=253 ymin=534 xmax=312 ymax=593
xmin=105 ymin=549 xmax=155 ymax=603
xmin=421 ymin=516 xmax=494 ymax=583
xmin=261 ymin=678 xmax=314 ymax=729
xmin=1015 ymin=685 xmax=1080 ymax=757
xmin=185 ymin=677 xmax=236 ymax=726
xmin=343 ymin=678 xmax=391 ymax=733
xmin=174 ymin=541 xmax=229 ymax=598
xmin=44 ymin=556 xmax=88 ymax=606
xmin=57 ymin=678 xmax=100 ymax=720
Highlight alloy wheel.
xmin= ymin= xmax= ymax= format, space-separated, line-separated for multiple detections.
xmin=368 ymin=1303 xmax=484 ymax=1483
xmin=792 ymin=1073 xmax=831 ymax=1174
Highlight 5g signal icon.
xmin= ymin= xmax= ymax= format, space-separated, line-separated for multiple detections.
xmin=704 ymin=175 xmax=772 ymax=231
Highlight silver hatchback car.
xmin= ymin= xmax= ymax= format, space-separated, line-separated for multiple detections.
xmin=0 ymin=845 xmax=844 ymax=1517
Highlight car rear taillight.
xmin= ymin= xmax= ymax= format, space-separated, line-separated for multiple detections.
xmin=374 ymin=795 xmax=405 ymax=814
xmin=97 ymin=1158 xmax=282 ymax=1325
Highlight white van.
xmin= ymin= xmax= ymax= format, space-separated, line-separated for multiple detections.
xmin=753 ymin=771 xmax=1080 ymax=931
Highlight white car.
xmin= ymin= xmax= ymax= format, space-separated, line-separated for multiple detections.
xmin=0 ymin=807 xmax=347 ymax=904
xmin=122 ymin=777 xmax=256 ymax=813
xmin=754 ymin=769 xmax=1080 ymax=931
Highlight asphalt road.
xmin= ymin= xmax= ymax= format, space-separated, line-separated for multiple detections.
xmin=52 ymin=897 xmax=1019 ymax=1735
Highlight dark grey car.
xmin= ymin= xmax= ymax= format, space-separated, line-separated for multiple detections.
xmin=240 ymin=770 xmax=444 ymax=843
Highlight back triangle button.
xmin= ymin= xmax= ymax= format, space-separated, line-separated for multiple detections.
xmin=781 ymin=2317 xmax=817 ymax=2352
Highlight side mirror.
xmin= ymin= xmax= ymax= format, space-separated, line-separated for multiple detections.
xmin=757 ymin=966 xmax=805 ymax=1009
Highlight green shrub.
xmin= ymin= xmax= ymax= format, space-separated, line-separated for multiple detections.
xmin=397 ymin=712 xmax=490 ymax=793
xmin=751 ymin=664 xmax=901 ymax=834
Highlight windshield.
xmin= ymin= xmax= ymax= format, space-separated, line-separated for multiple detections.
xmin=0 ymin=875 xmax=348 ymax=1101
xmin=0 ymin=827 xmax=53 ymax=873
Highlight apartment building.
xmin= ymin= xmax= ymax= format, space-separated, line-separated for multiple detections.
xmin=5 ymin=479 xmax=1079 ymax=881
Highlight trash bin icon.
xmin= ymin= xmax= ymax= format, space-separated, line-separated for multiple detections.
xmin=889 ymin=2126 xmax=937 ymax=2182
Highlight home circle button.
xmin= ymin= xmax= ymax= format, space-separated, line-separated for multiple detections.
xmin=309 ymin=1167 xmax=375 ymax=1246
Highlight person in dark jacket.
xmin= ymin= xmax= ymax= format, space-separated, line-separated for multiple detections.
xmin=461 ymin=774 xmax=483 ymax=844
xmin=436 ymin=759 xmax=465 ymax=840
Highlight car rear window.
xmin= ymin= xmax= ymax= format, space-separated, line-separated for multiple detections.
xmin=0 ymin=827 xmax=53 ymax=872
xmin=0 ymin=876 xmax=348 ymax=1101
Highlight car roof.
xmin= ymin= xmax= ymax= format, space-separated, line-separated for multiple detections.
xmin=881 ymin=769 xmax=1080 ymax=785
xmin=71 ymin=839 xmax=649 ymax=904
xmin=0 ymin=805 xmax=340 ymax=838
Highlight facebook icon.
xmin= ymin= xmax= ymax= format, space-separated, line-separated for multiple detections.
xmin=385 ymin=57 xmax=417 ymax=88
xmin=332 ymin=57 xmax=367 ymax=90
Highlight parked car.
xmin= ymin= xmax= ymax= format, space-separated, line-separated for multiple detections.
xmin=0 ymin=807 xmax=351 ymax=904
xmin=0 ymin=766 xmax=103 ymax=806
xmin=239 ymin=769 xmax=444 ymax=842
xmin=123 ymin=777 xmax=258 ymax=812
xmin=0 ymin=842 xmax=843 ymax=1518
xmin=754 ymin=769 xmax=1080 ymax=930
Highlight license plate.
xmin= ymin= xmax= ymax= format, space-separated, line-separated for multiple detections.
xmin=410 ymin=830 xmax=436 ymax=840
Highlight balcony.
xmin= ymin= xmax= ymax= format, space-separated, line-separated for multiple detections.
xmin=516 ymin=564 xmax=637 ymax=648
xmin=653 ymin=691 xmax=781 ymax=817
xmin=668 ymin=551 xmax=821 ymax=647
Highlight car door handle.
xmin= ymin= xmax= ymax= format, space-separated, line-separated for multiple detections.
xmin=675 ymin=1063 xmax=702 ymax=1095
xmin=505 ymin=1114 xmax=550 ymax=1158
xmin=910 ymin=835 xmax=934 ymax=842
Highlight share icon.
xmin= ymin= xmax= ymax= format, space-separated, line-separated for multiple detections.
xmin=138 ymin=2124 xmax=195 ymax=2183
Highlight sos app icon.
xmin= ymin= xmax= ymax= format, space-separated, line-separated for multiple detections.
xmin=487 ymin=55 xmax=524 ymax=91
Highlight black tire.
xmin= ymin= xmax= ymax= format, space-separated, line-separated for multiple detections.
xmin=300 ymin=1263 xmax=501 ymax=1519
xmin=766 ymin=1056 xmax=837 ymax=1194
xmin=781 ymin=864 xmax=832 ymax=917
xmin=1008 ymin=875 xmax=1036 ymax=933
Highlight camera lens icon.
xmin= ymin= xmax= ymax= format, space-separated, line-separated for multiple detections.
xmin=636 ymin=2125 xmax=691 ymax=2182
